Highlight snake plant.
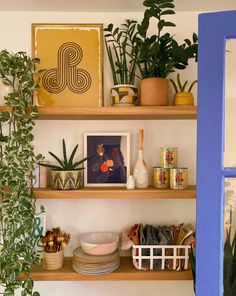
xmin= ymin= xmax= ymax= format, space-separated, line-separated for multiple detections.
xmin=40 ymin=139 xmax=90 ymax=171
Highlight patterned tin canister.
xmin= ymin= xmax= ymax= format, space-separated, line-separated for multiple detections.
xmin=153 ymin=167 xmax=170 ymax=188
xmin=111 ymin=84 xmax=138 ymax=106
xmin=160 ymin=147 xmax=178 ymax=168
xmin=170 ymin=168 xmax=188 ymax=190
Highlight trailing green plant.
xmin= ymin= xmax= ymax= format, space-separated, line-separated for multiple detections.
xmin=0 ymin=50 xmax=44 ymax=295
xmin=224 ymin=208 xmax=236 ymax=296
xmin=39 ymin=139 xmax=90 ymax=171
xmin=104 ymin=19 xmax=138 ymax=85
xmin=134 ymin=0 xmax=198 ymax=79
xmin=170 ymin=73 xmax=198 ymax=93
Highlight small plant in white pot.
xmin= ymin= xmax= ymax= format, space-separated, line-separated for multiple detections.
xmin=40 ymin=139 xmax=90 ymax=190
xmin=104 ymin=19 xmax=139 ymax=106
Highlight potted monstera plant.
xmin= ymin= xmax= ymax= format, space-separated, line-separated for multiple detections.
xmin=40 ymin=139 xmax=90 ymax=190
xmin=104 ymin=19 xmax=139 ymax=106
xmin=0 ymin=50 xmax=43 ymax=295
xmin=134 ymin=0 xmax=198 ymax=106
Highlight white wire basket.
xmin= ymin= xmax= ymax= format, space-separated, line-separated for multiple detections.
xmin=132 ymin=245 xmax=191 ymax=271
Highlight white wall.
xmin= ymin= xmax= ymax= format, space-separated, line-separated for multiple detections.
xmin=0 ymin=10 xmax=198 ymax=296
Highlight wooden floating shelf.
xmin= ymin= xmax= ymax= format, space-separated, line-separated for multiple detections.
xmin=34 ymin=185 xmax=196 ymax=199
xmin=0 ymin=106 xmax=197 ymax=120
xmin=24 ymin=257 xmax=193 ymax=281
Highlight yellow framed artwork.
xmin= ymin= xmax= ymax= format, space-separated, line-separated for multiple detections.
xmin=32 ymin=23 xmax=103 ymax=107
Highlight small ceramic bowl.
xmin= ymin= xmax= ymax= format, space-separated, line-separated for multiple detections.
xmin=80 ymin=232 xmax=119 ymax=256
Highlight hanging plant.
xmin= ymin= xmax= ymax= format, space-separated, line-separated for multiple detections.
xmin=0 ymin=50 xmax=44 ymax=296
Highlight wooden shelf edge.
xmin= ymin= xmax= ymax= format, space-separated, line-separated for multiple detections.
xmin=0 ymin=106 xmax=197 ymax=120
xmin=26 ymin=257 xmax=193 ymax=281
xmin=34 ymin=185 xmax=196 ymax=199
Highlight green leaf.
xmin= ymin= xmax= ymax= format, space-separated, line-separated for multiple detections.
xmin=193 ymin=32 xmax=198 ymax=43
xmin=0 ymin=111 xmax=10 ymax=122
xmin=68 ymin=144 xmax=78 ymax=168
xmin=62 ymin=138 xmax=68 ymax=166
xmin=164 ymin=21 xmax=175 ymax=27
xmin=160 ymin=10 xmax=175 ymax=16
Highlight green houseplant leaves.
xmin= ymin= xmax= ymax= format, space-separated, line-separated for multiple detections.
xmin=0 ymin=50 xmax=43 ymax=295
xmin=135 ymin=0 xmax=198 ymax=78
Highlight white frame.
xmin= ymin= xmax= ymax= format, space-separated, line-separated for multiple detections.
xmin=84 ymin=132 xmax=130 ymax=187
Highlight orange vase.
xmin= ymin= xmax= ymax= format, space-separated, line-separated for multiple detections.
xmin=140 ymin=78 xmax=169 ymax=106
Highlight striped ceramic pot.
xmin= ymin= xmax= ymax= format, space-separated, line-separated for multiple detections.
xmin=111 ymin=84 xmax=138 ymax=106
xmin=51 ymin=170 xmax=82 ymax=190
xmin=44 ymin=250 xmax=64 ymax=270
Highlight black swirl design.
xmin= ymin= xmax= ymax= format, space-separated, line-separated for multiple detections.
xmin=42 ymin=42 xmax=92 ymax=94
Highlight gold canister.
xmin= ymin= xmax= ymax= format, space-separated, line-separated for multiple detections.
xmin=160 ymin=147 xmax=178 ymax=168
xmin=170 ymin=168 xmax=188 ymax=189
xmin=153 ymin=167 xmax=170 ymax=188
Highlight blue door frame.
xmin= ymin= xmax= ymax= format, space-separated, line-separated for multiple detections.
xmin=197 ymin=11 xmax=236 ymax=296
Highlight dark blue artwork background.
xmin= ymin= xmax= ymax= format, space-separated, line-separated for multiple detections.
xmin=87 ymin=136 xmax=127 ymax=184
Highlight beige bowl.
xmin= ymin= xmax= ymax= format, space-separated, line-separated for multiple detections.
xmin=80 ymin=232 xmax=119 ymax=256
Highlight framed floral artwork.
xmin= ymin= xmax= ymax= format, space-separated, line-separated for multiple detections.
xmin=32 ymin=23 xmax=103 ymax=107
xmin=84 ymin=133 xmax=130 ymax=187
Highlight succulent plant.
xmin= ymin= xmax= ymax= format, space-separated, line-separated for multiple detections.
xmin=170 ymin=73 xmax=197 ymax=93
xmin=40 ymin=139 xmax=90 ymax=171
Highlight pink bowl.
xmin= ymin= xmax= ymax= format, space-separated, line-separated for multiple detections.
xmin=80 ymin=232 xmax=119 ymax=256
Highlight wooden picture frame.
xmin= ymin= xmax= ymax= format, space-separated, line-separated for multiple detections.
xmin=84 ymin=132 xmax=130 ymax=187
xmin=32 ymin=23 xmax=103 ymax=107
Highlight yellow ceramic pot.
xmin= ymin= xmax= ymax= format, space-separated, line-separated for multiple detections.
xmin=173 ymin=92 xmax=194 ymax=106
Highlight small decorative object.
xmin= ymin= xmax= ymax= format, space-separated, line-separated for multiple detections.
xmin=110 ymin=85 xmax=138 ymax=106
xmin=170 ymin=73 xmax=198 ymax=106
xmin=170 ymin=168 xmax=188 ymax=189
xmin=104 ymin=20 xmax=139 ymax=106
xmin=80 ymin=232 xmax=119 ymax=256
xmin=84 ymin=133 xmax=130 ymax=187
xmin=40 ymin=227 xmax=70 ymax=270
xmin=133 ymin=129 xmax=148 ymax=188
xmin=39 ymin=161 xmax=49 ymax=188
xmin=33 ymin=214 xmax=46 ymax=255
xmin=32 ymin=23 xmax=103 ymax=107
xmin=135 ymin=0 xmax=198 ymax=106
xmin=127 ymin=175 xmax=135 ymax=189
xmin=153 ymin=167 xmax=170 ymax=188
xmin=160 ymin=147 xmax=178 ymax=168
xmin=40 ymin=139 xmax=90 ymax=190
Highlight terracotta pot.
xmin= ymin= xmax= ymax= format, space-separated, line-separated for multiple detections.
xmin=44 ymin=250 xmax=64 ymax=270
xmin=140 ymin=78 xmax=168 ymax=106
xmin=173 ymin=92 xmax=194 ymax=106
xmin=51 ymin=170 xmax=82 ymax=190
xmin=111 ymin=84 xmax=138 ymax=106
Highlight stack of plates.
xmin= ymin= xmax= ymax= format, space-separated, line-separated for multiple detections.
xmin=73 ymin=247 xmax=120 ymax=275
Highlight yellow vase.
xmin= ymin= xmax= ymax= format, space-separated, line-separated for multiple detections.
xmin=173 ymin=92 xmax=194 ymax=106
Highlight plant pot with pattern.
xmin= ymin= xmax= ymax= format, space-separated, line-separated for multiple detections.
xmin=104 ymin=20 xmax=139 ymax=106
xmin=40 ymin=139 xmax=90 ymax=190
xmin=170 ymin=73 xmax=197 ymax=106
xmin=134 ymin=0 xmax=198 ymax=106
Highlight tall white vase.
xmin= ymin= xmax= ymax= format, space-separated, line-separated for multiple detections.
xmin=133 ymin=129 xmax=148 ymax=188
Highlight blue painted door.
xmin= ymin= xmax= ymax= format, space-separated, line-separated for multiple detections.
xmin=197 ymin=11 xmax=236 ymax=296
